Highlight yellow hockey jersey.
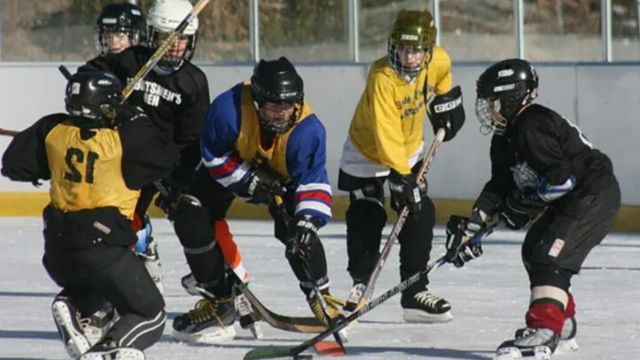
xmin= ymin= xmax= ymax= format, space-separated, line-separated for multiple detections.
xmin=46 ymin=123 xmax=140 ymax=219
xmin=348 ymin=46 xmax=452 ymax=175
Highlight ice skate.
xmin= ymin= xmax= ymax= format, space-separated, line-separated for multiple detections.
xmin=343 ymin=282 xmax=367 ymax=312
xmin=494 ymin=327 xmax=559 ymax=360
xmin=513 ymin=316 xmax=578 ymax=355
xmin=172 ymin=295 xmax=236 ymax=344
xmin=401 ymin=289 xmax=453 ymax=323
xmin=235 ymin=292 xmax=263 ymax=339
xmin=79 ymin=339 xmax=144 ymax=360
xmin=307 ymin=288 xmax=348 ymax=340
xmin=78 ymin=302 xmax=117 ymax=346
xmin=51 ymin=296 xmax=92 ymax=359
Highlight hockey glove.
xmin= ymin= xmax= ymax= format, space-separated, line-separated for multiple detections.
xmin=388 ymin=169 xmax=422 ymax=215
xmin=285 ymin=215 xmax=321 ymax=260
xmin=499 ymin=189 xmax=547 ymax=230
xmin=239 ymin=168 xmax=286 ymax=205
xmin=445 ymin=213 xmax=485 ymax=267
xmin=154 ymin=166 xmax=195 ymax=216
xmin=428 ymin=85 xmax=465 ymax=142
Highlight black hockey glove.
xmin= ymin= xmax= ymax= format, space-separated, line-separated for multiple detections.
xmin=428 ymin=85 xmax=465 ymax=142
xmin=445 ymin=212 xmax=485 ymax=267
xmin=239 ymin=167 xmax=286 ymax=205
xmin=154 ymin=166 xmax=195 ymax=216
xmin=285 ymin=215 xmax=321 ymax=260
xmin=388 ymin=169 xmax=422 ymax=215
xmin=499 ymin=189 xmax=547 ymax=230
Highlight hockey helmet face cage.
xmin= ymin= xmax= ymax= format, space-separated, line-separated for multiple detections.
xmin=388 ymin=10 xmax=437 ymax=80
xmin=65 ymin=71 xmax=123 ymax=127
xmin=251 ymin=57 xmax=304 ymax=135
xmin=475 ymin=58 xmax=539 ymax=135
xmin=95 ymin=3 xmax=146 ymax=56
xmin=148 ymin=0 xmax=198 ymax=72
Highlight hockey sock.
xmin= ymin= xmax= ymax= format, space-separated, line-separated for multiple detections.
xmin=564 ymin=292 xmax=576 ymax=318
xmin=526 ymin=300 xmax=565 ymax=335
xmin=215 ymin=219 xmax=248 ymax=282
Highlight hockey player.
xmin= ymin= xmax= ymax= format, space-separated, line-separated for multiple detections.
xmin=338 ymin=9 xmax=464 ymax=322
xmin=445 ymin=58 xmax=620 ymax=359
xmin=169 ymin=56 xmax=341 ymax=343
xmin=1 ymin=71 xmax=177 ymax=360
xmin=95 ymin=2 xmax=146 ymax=57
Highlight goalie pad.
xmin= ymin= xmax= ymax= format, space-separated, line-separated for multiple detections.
xmin=428 ymin=85 xmax=465 ymax=142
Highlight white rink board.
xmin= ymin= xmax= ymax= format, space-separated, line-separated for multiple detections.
xmin=1 ymin=63 xmax=640 ymax=204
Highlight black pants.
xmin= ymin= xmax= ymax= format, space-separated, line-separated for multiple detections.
xmin=172 ymin=167 xmax=329 ymax=296
xmin=338 ymin=166 xmax=436 ymax=294
xmin=44 ymin=241 xmax=165 ymax=350
xmin=522 ymin=174 xmax=621 ymax=291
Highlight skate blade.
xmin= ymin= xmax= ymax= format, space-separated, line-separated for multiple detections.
xmin=171 ymin=326 xmax=236 ymax=344
xmin=493 ymin=347 xmax=522 ymax=360
xmin=402 ymin=309 xmax=453 ymax=323
xmin=313 ymin=341 xmax=346 ymax=356
xmin=555 ymin=338 xmax=578 ymax=354
xmin=493 ymin=346 xmax=552 ymax=360
xmin=248 ymin=322 xmax=264 ymax=339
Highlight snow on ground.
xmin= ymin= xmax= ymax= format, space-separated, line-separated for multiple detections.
xmin=0 ymin=217 xmax=638 ymax=360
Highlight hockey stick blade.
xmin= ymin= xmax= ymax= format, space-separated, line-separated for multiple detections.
xmin=313 ymin=341 xmax=346 ymax=356
xmin=240 ymin=284 xmax=327 ymax=333
xmin=243 ymin=225 xmax=496 ymax=360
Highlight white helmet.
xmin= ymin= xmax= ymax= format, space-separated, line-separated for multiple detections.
xmin=148 ymin=0 xmax=199 ymax=71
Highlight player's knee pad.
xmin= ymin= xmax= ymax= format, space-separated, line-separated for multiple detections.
xmin=347 ymin=188 xmax=386 ymax=231
xmin=287 ymin=245 xmax=329 ymax=285
xmin=172 ymin=195 xmax=215 ymax=250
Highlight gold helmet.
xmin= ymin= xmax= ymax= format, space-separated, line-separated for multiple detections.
xmin=388 ymin=10 xmax=437 ymax=78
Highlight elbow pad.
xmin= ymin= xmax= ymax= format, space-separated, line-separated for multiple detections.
xmin=537 ymin=176 xmax=576 ymax=202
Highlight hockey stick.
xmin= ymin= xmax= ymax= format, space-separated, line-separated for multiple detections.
xmin=121 ymin=0 xmax=210 ymax=100
xmin=0 ymin=127 xmax=19 ymax=137
xmin=58 ymin=65 xmax=72 ymax=80
xmin=242 ymin=224 xmax=498 ymax=360
xmin=349 ymin=127 xmax=446 ymax=312
xmin=235 ymin=279 xmax=327 ymax=333
xmin=273 ymin=195 xmax=347 ymax=353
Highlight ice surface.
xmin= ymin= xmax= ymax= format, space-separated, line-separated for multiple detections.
xmin=0 ymin=217 xmax=638 ymax=359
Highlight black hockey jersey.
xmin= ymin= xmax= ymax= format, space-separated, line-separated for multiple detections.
xmin=475 ymin=104 xmax=614 ymax=215
xmin=81 ymin=46 xmax=210 ymax=168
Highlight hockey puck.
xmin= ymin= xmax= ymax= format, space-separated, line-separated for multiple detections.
xmin=293 ymin=354 xmax=313 ymax=360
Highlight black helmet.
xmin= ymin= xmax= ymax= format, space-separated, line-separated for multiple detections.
xmin=65 ymin=71 xmax=123 ymax=127
xmin=251 ymin=57 xmax=304 ymax=134
xmin=475 ymin=58 xmax=538 ymax=135
xmin=95 ymin=3 xmax=146 ymax=56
